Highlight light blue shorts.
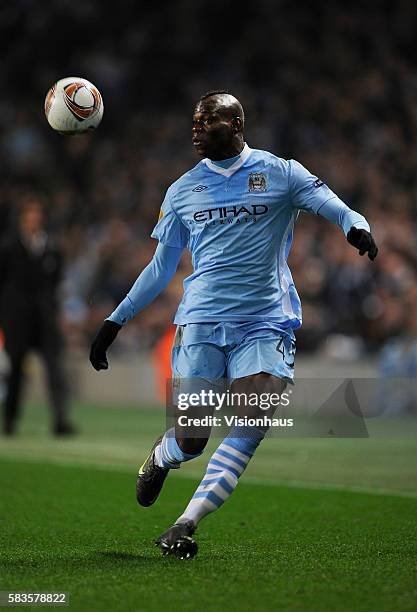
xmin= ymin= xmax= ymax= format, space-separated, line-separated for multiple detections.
xmin=171 ymin=321 xmax=296 ymax=383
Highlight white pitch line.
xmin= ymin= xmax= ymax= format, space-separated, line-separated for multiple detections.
xmin=0 ymin=451 xmax=416 ymax=500
xmin=213 ymin=475 xmax=417 ymax=500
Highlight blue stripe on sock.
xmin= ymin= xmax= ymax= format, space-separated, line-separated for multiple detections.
xmin=192 ymin=490 xmax=224 ymax=507
xmin=206 ymin=468 xmax=222 ymax=475
xmin=209 ymin=458 xmax=241 ymax=479
xmin=215 ymin=447 xmax=249 ymax=468
xmin=201 ymin=477 xmax=235 ymax=495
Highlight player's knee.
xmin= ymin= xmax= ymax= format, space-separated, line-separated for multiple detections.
xmin=177 ymin=437 xmax=208 ymax=455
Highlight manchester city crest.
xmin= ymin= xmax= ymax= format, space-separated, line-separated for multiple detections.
xmin=248 ymin=172 xmax=267 ymax=192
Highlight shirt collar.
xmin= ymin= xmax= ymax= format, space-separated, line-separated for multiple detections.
xmin=203 ymin=143 xmax=252 ymax=177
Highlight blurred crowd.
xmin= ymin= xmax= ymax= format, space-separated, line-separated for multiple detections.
xmin=1 ymin=0 xmax=416 ymax=358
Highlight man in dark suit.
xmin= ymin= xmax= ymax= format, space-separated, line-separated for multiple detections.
xmin=0 ymin=196 xmax=75 ymax=435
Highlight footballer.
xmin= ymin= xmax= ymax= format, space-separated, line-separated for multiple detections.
xmin=90 ymin=91 xmax=378 ymax=559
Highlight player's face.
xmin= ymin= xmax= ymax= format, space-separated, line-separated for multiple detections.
xmin=192 ymin=104 xmax=234 ymax=159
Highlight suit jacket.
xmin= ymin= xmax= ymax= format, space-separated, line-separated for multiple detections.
xmin=0 ymin=231 xmax=63 ymax=354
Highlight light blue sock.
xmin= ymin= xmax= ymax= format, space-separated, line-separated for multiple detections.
xmin=154 ymin=427 xmax=202 ymax=469
xmin=176 ymin=425 xmax=265 ymax=525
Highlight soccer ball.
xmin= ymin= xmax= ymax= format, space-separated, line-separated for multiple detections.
xmin=44 ymin=77 xmax=103 ymax=135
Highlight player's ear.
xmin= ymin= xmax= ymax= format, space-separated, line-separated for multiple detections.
xmin=231 ymin=116 xmax=242 ymax=134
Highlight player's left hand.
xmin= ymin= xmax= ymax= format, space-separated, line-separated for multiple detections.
xmin=347 ymin=227 xmax=378 ymax=261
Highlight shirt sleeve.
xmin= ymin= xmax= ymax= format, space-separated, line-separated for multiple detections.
xmin=107 ymin=242 xmax=183 ymax=326
xmin=288 ymin=159 xmax=370 ymax=236
xmin=151 ymin=188 xmax=189 ymax=248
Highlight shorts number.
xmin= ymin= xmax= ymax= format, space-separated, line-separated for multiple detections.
xmin=276 ymin=337 xmax=296 ymax=368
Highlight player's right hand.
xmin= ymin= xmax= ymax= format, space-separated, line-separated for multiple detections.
xmin=89 ymin=320 xmax=122 ymax=371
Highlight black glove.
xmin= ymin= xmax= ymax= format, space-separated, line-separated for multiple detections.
xmin=89 ymin=320 xmax=122 ymax=371
xmin=347 ymin=227 xmax=378 ymax=261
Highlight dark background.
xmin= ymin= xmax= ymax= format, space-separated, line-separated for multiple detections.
xmin=1 ymin=0 xmax=416 ymax=358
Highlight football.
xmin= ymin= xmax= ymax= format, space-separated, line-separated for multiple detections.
xmin=44 ymin=77 xmax=103 ymax=135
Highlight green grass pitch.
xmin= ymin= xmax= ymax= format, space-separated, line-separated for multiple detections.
xmin=0 ymin=403 xmax=417 ymax=611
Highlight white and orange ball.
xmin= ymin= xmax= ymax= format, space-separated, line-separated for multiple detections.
xmin=44 ymin=77 xmax=103 ymax=135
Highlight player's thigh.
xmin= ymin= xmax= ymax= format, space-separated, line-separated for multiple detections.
xmin=172 ymin=337 xmax=226 ymax=443
xmin=231 ymin=371 xmax=287 ymax=419
xmin=228 ymin=333 xmax=295 ymax=418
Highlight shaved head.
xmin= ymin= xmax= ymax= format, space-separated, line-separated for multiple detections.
xmin=192 ymin=90 xmax=245 ymax=160
xmin=196 ymin=91 xmax=245 ymax=129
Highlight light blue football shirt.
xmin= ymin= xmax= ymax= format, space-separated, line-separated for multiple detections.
xmin=151 ymin=144 xmax=370 ymax=328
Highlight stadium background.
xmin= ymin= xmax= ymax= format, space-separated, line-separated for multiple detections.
xmin=1 ymin=0 xmax=417 ymax=361
xmin=1 ymin=2 xmax=417 ymax=611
